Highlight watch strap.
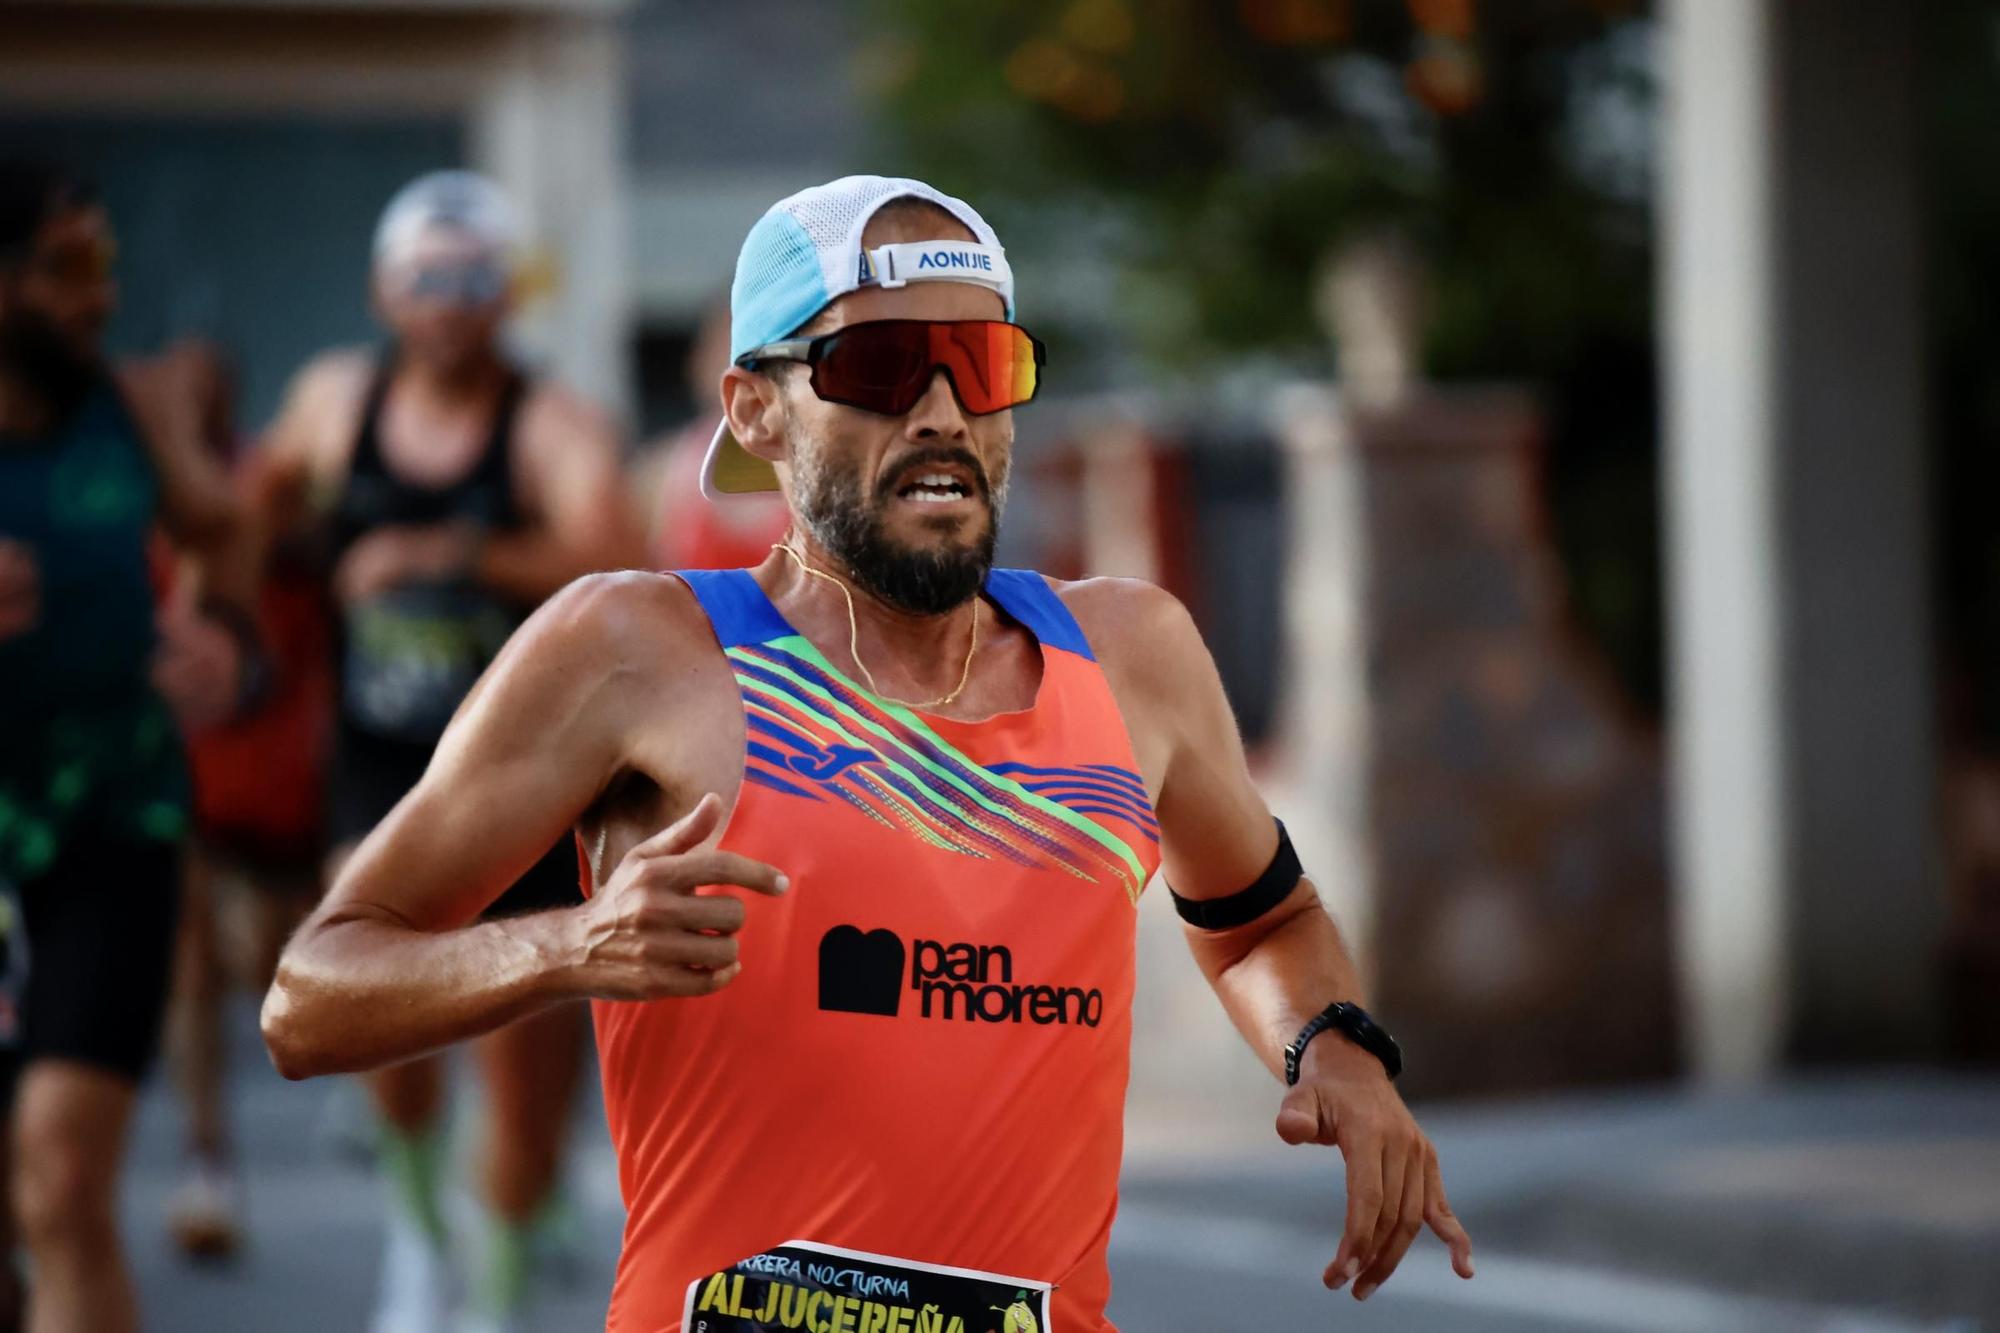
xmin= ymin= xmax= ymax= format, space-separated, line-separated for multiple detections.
xmin=1284 ymin=1001 xmax=1403 ymax=1084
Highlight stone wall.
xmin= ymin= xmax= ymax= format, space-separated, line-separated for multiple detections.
xmin=1352 ymin=390 xmax=1678 ymax=1097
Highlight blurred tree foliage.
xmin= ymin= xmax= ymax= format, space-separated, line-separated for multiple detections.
xmin=861 ymin=0 xmax=1663 ymax=714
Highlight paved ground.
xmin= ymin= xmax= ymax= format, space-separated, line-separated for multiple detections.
xmin=122 ymin=1001 xmax=1999 ymax=1331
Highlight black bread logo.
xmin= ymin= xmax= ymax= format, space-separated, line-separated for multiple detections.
xmin=817 ymin=926 xmax=905 ymax=1017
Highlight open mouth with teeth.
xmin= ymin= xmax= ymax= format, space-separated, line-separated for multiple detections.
xmin=896 ymin=471 xmax=975 ymax=504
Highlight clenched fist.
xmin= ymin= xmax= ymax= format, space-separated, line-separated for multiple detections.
xmin=571 ymin=793 xmax=788 ymax=1001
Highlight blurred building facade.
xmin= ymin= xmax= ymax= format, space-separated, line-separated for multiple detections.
xmin=621 ymin=0 xmax=860 ymax=429
xmin=0 ymin=0 xmax=1977 ymax=1098
xmin=0 ymin=0 xmax=634 ymax=423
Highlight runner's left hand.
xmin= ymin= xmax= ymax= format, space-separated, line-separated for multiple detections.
xmin=152 ymin=595 xmax=243 ymax=731
xmin=333 ymin=523 xmax=480 ymax=605
xmin=1275 ymin=1039 xmax=1475 ymax=1300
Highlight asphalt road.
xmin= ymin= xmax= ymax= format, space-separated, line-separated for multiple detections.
xmin=120 ymin=1001 xmax=1998 ymax=1332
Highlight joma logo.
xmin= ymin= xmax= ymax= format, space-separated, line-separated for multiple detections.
xmin=785 ymin=744 xmax=876 ymax=783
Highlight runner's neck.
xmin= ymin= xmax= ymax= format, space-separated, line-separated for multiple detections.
xmin=759 ymin=534 xmax=987 ymax=703
xmin=390 ymin=348 xmax=510 ymax=410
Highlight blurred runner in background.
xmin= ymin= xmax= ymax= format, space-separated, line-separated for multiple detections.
xmin=0 ymin=159 xmax=259 ymax=1333
xmin=250 ymin=170 xmax=640 ymax=1333
xmin=161 ymin=344 xmax=334 ymax=1263
xmin=640 ymin=296 xmax=786 ymax=570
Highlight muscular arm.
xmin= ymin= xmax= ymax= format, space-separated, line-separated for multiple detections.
xmin=261 ymin=573 xmax=785 ymax=1078
xmin=1088 ymin=581 xmax=1473 ymax=1300
xmin=476 ymin=388 xmax=644 ymax=603
xmin=1098 ymin=584 xmax=1368 ymax=1077
xmin=246 ymin=353 xmax=345 ymax=543
xmin=119 ymin=345 xmax=256 ymax=610
xmin=262 ymin=576 xmax=627 ymax=1077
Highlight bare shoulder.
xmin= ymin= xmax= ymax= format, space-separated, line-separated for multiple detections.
xmin=1052 ymin=575 xmax=1205 ymax=683
xmin=266 ymin=346 xmax=374 ymax=463
xmin=515 ymin=567 xmax=718 ymax=680
xmin=467 ymin=568 xmax=736 ymax=777
xmin=518 ymin=379 xmax=620 ymax=453
xmin=284 ymin=346 xmax=375 ymax=413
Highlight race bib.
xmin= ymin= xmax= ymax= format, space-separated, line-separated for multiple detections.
xmin=684 ymin=1240 xmax=1052 ymax=1333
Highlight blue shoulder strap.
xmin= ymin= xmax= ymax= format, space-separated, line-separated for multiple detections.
xmin=982 ymin=568 xmax=1095 ymax=661
xmin=673 ymin=568 xmax=794 ymax=648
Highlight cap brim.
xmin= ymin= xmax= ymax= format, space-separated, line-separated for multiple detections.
xmin=699 ymin=418 xmax=782 ymax=501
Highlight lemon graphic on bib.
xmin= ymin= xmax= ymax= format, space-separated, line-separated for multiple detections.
xmin=989 ymin=1292 xmax=1038 ymax=1333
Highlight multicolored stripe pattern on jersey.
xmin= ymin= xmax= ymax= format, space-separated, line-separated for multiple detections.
xmin=594 ymin=566 xmax=1162 ymax=1333
xmin=730 ymin=634 xmax=1154 ymax=904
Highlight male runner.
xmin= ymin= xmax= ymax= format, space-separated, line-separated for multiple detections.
xmin=265 ymin=175 xmax=1475 ymax=1332
xmin=253 ymin=170 xmax=639 ymax=1332
xmin=0 ymin=159 xmax=256 ymax=1333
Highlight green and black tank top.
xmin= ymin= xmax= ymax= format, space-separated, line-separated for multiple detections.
xmin=0 ymin=380 xmax=189 ymax=880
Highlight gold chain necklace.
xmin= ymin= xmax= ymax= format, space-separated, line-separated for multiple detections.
xmin=775 ymin=540 xmax=979 ymax=710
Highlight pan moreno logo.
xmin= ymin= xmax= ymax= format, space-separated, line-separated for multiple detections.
xmin=817 ymin=925 xmax=1103 ymax=1028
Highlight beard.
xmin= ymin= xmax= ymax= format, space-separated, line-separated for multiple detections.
xmin=790 ymin=429 xmax=1009 ymax=617
xmin=0 ymin=304 xmax=101 ymax=427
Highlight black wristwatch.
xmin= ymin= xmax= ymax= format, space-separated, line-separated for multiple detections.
xmin=1284 ymin=1001 xmax=1403 ymax=1085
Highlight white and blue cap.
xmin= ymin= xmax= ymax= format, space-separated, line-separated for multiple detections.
xmin=372 ymin=170 xmax=523 ymax=270
xmin=702 ymin=174 xmax=1014 ymax=499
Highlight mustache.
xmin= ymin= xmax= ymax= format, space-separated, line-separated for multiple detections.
xmin=874 ymin=445 xmax=992 ymax=503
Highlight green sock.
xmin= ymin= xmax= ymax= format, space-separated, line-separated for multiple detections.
xmin=377 ymin=1123 xmax=449 ymax=1249
xmin=477 ymin=1210 xmax=534 ymax=1317
xmin=532 ymin=1189 xmax=583 ymax=1264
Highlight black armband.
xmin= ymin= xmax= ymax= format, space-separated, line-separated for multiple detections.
xmin=1169 ymin=818 xmax=1303 ymax=930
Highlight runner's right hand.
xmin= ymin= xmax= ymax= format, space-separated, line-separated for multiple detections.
xmin=0 ymin=540 xmax=38 ymax=642
xmin=569 ymin=793 xmax=788 ymax=1000
xmin=332 ymin=522 xmax=480 ymax=605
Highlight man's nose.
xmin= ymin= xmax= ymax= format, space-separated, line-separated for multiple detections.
xmin=904 ymin=370 xmax=970 ymax=439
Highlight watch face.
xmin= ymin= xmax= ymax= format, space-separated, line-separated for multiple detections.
xmin=1331 ymin=1003 xmax=1402 ymax=1078
xmin=1288 ymin=1003 xmax=1402 ymax=1082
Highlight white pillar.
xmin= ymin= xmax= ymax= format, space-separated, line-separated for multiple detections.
xmin=1662 ymin=0 xmax=1938 ymax=1080
xmin=1270 ymin=384 xmax=1373 ymax=976
xmin=474 ymin=13 xmax=633 ymax=421
xmin=1659 ymin=0 xmax=1789 ymax=1083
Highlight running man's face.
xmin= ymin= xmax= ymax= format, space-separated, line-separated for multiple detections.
xmin=372 ymin=228 xmax=510 ymax=377
xmin=0 ymin=205 xmax=116 ymax=356
xmin=0 ymin=205 xmax=115 ymax=415
xmin=774 ymin=219 xmax=1016 ymax=616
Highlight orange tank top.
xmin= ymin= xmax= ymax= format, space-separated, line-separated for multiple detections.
xmin=593 ymin=567 xmax=1161 ymax=1333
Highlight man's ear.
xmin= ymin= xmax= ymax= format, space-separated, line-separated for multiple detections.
xmin=720 ymin=365 xmax=788 ymax=465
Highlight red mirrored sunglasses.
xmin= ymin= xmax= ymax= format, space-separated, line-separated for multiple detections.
xmin=737 ymin=318 xmax=1045 ymax=417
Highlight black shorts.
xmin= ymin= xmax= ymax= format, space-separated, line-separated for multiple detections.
xmin=328 ymin=720 xmax=582 ymax=918
xmin=0 ymin=834 xmax=180 ymax=1097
